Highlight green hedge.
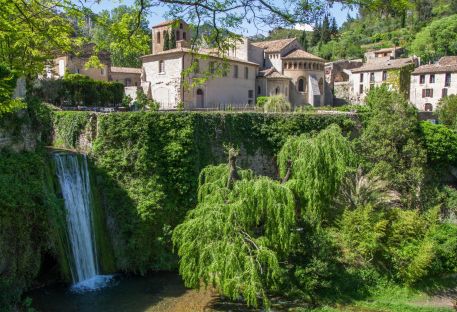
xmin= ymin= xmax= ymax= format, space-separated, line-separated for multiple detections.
xmin=34 ymin=74 xmax=124 ymax=107
xmin=51 ymin=111 xmax=356 ymax=272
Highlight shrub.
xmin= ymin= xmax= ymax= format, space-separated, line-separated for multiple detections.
xmin=0 ymin=64 xmax=26 ymax=115
xmin=256 ymin=96 xmax=269 ymax=107
xmin=34 ymin=74 xmax=124 ymax=107
xmin=437 ymin=95 xmax=457 ymax=127
xmin=262 ymin=95 xmax=291 ymax=112
xmin=420 ymin=121 xmax=457 ymax=167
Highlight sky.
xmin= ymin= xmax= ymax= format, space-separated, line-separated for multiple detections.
xmin=86 ymin=0 xmax=356 ymax=36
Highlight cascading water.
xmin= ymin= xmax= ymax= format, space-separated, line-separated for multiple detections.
xmin=54 ymin=153 xmax=112 ymax=292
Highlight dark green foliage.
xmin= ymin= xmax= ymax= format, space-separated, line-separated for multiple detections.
xmin=164 ymin=31 xmax=170 ymax=51
xmin=256 ymin=96 xmax=268 ymax=107
xmin=420 ymin=121 xmax=457 ymax=167
xmin=357 ymin=86 xmax=426 ymax=208
xmin=170 ymin=29 xmax=176 ymax=49
xmin=52 ymin=111 xmax=91 ymax=149
xmin=0 ymin=151 xmax=63 ymax=311
xmin=299 ymin=30 xmax=307 ymax=51
xmin=34 ymin=74 xmax=124 ymax=107
xmin=0 ymin=64 xmax=25 ymax=115
xmin=437 ymin=94 xmax=457 ymax=127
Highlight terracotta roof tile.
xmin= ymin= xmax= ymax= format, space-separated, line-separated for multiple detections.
xmin=251 ymin=38 xmax=296 ymax=53
xmin=257 ymin=67 xmax=290 ymax=79
xmin=351 ymin=57 xmax=416 ymax=73
xmin=282 ymin=48 xmax=324 ymax=61
xmin=152 ymin=20 xmax=176 ymax=28
xmin=412 ymin=56 xmax=457 ymax=74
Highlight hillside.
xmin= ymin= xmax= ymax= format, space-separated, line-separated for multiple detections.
xmin=254 ymin=1 xmax=457 ymax=62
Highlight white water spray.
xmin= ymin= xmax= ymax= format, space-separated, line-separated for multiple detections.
xmin=54 ymin=153 xmax=112 ymax=292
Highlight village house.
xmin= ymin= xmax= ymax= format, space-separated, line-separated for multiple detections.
xmin=50 ymin=43 xmax=141 ymax=86
xmin=325 ymin=59 xmax=363 ymax=105
xmin=410 ymin=56 xmax=457 ymax=112
xmin=140 ymin=20 xmax=326 ymax=109
xmin=349 ymin=49 xmax=417 ymax=104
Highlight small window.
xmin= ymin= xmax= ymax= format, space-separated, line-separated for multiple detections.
xmin=183 ymin=32 xmax=187 ymax=40
xmin=424 ymin=103 xmax=433 ymax=112
xmin=244 ymin=67 xmax=249 ymax=79
xmin=360 ymin=73 xmax=363 ymax=81
xmin=275 ymin=87 xmax=280 ymax=95
xmin=180 ymin=23 xmax=183 ymax=29
xmin=370 ymin=72 xmax=375 ymax=83
xmin=382 ymin=71 xmax=387 ymax=81
xmin=443 ymin=88 xmax=448 ymax=97
xmin=248 ymin=90 xmax=253 ymax=98
xmin=248 ymin=99 xmax=253 ymax=105
xmin=420 ymin=75 xmax=425 ymax=84
xmin=176 ymin=30 xmax=180 ymax=41
xmin=359 ymin=84 xmax=363 ymax=94
xmin=233 ymin=65 xmax=238 ymax=78
xmin=422 ymin=88 xmax=433 ymax=98
xmin=157 ymin=32 xmax=161 ymax=44
xmin=159 ymin=60 xmax=165 ymax=73
xmin=101 ymin=68 xmax=105 ymax=75
xmin=430 ymin=74 xmax=435 ymax=83
xmin=257 ymin=86 xmax=261 ymax=95
xmin=298 ymin=78 xmax=305 ymax=92
xmin=445 ymin=73 xmax=451 ymax=87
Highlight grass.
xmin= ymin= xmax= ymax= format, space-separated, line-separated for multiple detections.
xmin=296 ymin=276 xmax=457 ymax=312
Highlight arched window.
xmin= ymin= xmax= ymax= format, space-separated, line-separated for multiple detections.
xmin=275 ymin=86 xmax=280 ymax=95
xmin=298 ymin=78 xmax=305 ymax=92
xmin=257 ymin=85 xmax=261 ymax=95
xmin=157 ymin=32 xmax=161 ymax=43
xmin=424 ymin=103 xmax=433 ymax=112
xmin=159 ymin=60 xmax=165 ymax=73
xmin=176 ymin=30 xmax=181 ymax=40
xmin=183 ymin=32 xmax=187 ymax=40
xmin=294 ymin=62 xmax=297 ymax=69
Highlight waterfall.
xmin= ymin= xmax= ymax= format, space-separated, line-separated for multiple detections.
xmin=54 ymin=153 xmax=112 ymax=292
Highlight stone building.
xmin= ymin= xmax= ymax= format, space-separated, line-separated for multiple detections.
xmin=325 ymin=59 xmax=363 ymax=105
xmin=364 ymin=47 xmax=405 ymax=62
xmin=350 ymin=56 xmax=417 ymax=104
xmin=410 ymin=56 xmax=457 ymax=112
xmin=140 ymin=20 xmax=326 ymax=109
xmin=50 ymin=43 xmax=141 ymax=86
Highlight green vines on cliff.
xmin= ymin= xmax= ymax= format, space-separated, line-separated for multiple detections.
xmin=82 ymin=112 xmax=354 ymax=273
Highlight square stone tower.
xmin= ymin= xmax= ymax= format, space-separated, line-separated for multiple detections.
xmin=151 ymin=20 xmax=191 ymax=55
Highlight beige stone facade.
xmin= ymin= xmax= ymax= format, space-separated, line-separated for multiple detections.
xmin=141 ymin=20 xmax=326 ymax=110
xmin=50 ymin=43 xmax=141 ymax=86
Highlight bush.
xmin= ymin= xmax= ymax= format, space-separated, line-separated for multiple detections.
xmin=256 ymin=96 xmax=269 ymax=107
xmin=34 ymin=74 xmax=124 ymax=107
xmin=262 ymin=95 xmax=291 ymax=112
xmin=420 ymin=121 xmax=457 ymax=167
xmin=437 ymin=95 xmax=457 ymax=127
xmin=0 ymin=64 xmax=26 ymax=115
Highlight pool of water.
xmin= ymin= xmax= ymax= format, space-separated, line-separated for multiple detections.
xmin=29 ymin=272 xmax=203 ymax=312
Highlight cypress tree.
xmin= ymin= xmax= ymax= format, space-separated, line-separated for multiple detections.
xmin=321 ymin=15 xmax=331 ymax=43
xmin=170 ymin=29 xmax=176 ymax=49
xmin=330 ymin=17 xmax=338 ymax=37
xmin=299 ymin=30 xmax=308 ymax=51
xmin=311 ymin=22 xmax=321 ymax=46
xmin=164 ymin=30 xmax=170 ymax=50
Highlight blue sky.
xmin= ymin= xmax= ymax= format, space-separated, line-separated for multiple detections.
xmin=87 ymin=0 xmax=356 ymax=36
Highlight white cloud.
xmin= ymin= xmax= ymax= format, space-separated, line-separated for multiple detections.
xmin=294 ymin=23 xmax=314 ymax=31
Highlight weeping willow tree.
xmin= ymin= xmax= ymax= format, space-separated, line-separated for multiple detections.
xmin=277 ymin=124 xmax=355 ymax=224
xmin=173 ymin=125 xmax=354 ymax=307
xmin=173 ymin=148 xmax=295 ymax=308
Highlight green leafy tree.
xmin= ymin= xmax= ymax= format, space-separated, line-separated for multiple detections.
xmin=357 ymin=86 xmax=426 ymax=208
xmin=311 ymin=23 xmax=321 ymax=46
xmin=0 ymin=65 xmax=25 ymax=115
xmin=436 ymin=94 xmax=457 ymax=126
xmin=420 ymin=121 xmax=457 ymax=167
xmin=410 ymin=15 xmax=457 ymax=62
xmin=321 ymin=15 xmax=331 ymax=43
xmin=91 ymin=5 xmax=151 ymax=67
xmin=262 ymin=95 xmax=291 ymax=112
xmin=299 ymin=30 xmax=308 ymax=51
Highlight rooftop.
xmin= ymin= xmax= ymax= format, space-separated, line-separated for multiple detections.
xmin=251 ymin=38 xmax=296 ymax=53
xmin=282 ymin=48 xmax=325 ymax=61
xmin=257 ymin=68 xmax=291 ymax=79
xmin=141 ymin=47 xmax=259 ymax=66
xmin=152 ymin=20 xmax=179 ymax=28
xmin=351 ymin=57 xmax=416 ymax=73
xmin=413 ymin=56 xmax=457 ymax=74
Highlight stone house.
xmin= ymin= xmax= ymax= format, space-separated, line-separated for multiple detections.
xmin=350 ymin=57 xmax=417 ymax=104
xmin=364 ymin=47 xmax=405 ymax=62
xmin=50 ymin=43 xmax=141 ymax=86
xmin=410 ymin=56 xmax=457 ymax=112
xmin=325 ymin=59 xmax=363 ymax=105
xmin=140 ymin=20 xmax=326 ymax=109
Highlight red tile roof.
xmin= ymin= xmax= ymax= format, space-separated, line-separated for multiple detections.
xmin=251 ymin=38 xmax=296 ymax=53
xmin=413 ymin=56 xmax=457 ymax=74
